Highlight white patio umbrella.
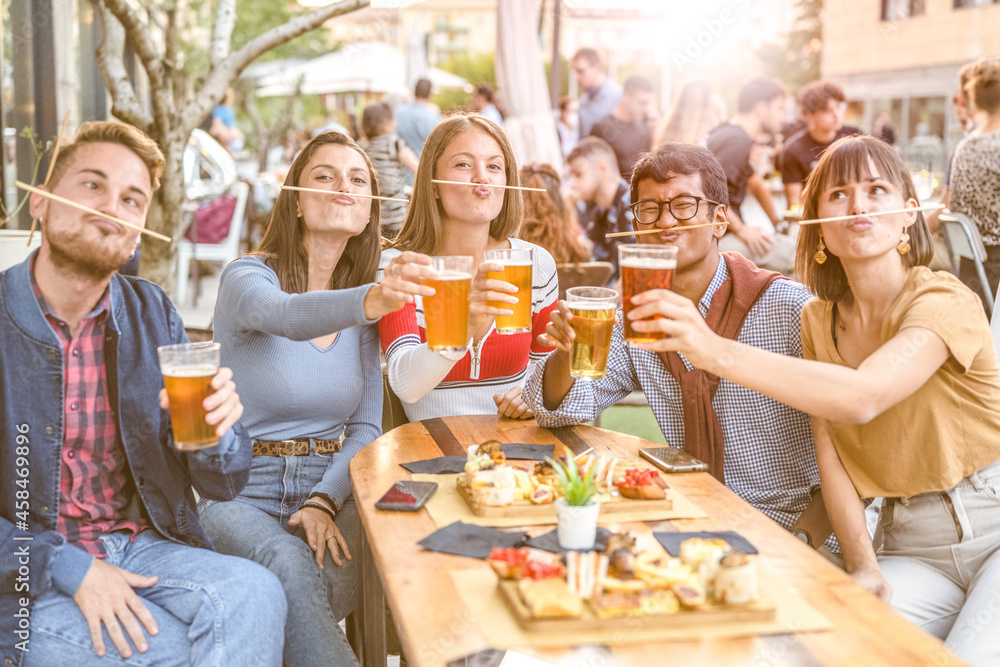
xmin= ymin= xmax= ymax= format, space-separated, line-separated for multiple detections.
xmin=255 ymin=42 xmax=469 ymax=98
xmin=495 ymin=0 xmax=563 ymax=172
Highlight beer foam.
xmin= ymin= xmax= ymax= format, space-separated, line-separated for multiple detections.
xmin=567 ymin=302 xmax=616 ymax=311
xmin=162 ymin=364 xmax=218 ymax=377
xmin=619 ymin=257 xmax=677 ymax=269
xmin=433 ymin=271 xmax=473 ymax=280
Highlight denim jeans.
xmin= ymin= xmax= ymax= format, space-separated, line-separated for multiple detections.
xmin=22 ymin=530 xmax=286 ymax=666
xmin=198 ymin=452 xmax=360 ymax=667
xmin=878 ymin=457 xmax=1000 ymax=667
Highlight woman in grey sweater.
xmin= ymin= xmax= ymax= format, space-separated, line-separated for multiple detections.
xmin=199 ymin=131 xmax=431 ymax=666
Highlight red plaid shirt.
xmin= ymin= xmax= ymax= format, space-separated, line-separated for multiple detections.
xmin=30 ymin=261 xmax=148 ymax=557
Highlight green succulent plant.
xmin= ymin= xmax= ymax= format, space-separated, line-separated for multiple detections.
xmin=549 ymin=455 xmax=598 ymax=507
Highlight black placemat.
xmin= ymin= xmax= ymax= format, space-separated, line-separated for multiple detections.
xmin=500 ymin=443 xmax=554 ymax=460
xmin=400 ymin=443 xmax=554 ymax=474
xmin=525 ymin=527 xmax=613 ymax=553
xmin=417 ymin=521 xmax=529 ymax=559
xmin=653 ymin=531 xmax=758 ymax=556
xmin=399 ymin=455 xmax=466 ymax=474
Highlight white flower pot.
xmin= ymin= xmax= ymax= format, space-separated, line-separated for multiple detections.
xmin=0 ymin=230 xmax=41 ymax=272
xmin=555 ymin=497 xmax=601 ymax=550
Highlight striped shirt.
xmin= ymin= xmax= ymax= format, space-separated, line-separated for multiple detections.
xmin=378 ymin=239 xmax=558 ymax=422
xmin=525 ymin=258 xmax=826 ymax=535
xmin=30 ymin=260 xmax=147 ymax=557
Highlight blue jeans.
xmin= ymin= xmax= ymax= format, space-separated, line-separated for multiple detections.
xmin=23 ymin=530 xmax=286 ymax=666
xmin=198 ymin=453 xmax=360 ymax=667
xmin=879 ymin=458 xmax=1000 ymax=667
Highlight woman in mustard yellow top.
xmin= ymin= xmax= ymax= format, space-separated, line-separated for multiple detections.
xmin=626 ymin=135 xmax=1000 ymax=666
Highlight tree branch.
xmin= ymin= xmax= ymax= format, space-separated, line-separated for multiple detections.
xmin=184 ymin=0 xmax=370 ymax=132
xmin=97 ymin=0 xmax=163 ymax=80
xmin=95 ymin=6 xmax=153 ymax=132
xmin=210 ymin=0 xmax=237 ymax=68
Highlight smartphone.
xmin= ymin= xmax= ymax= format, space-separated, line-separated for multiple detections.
xmin=375 ymin=481 xmax=438 ymax=512
xmin=640 ymin=447 xmax=708 ymax=473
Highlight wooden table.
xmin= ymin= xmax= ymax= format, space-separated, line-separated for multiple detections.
xmin=350 ymin=415 xmax=964 ymax=667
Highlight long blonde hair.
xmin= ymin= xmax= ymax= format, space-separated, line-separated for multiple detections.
xmin=655 ymin=80 xmax=719 ymax=147
xmin=390 ymin=112 xmax=524 ymax=254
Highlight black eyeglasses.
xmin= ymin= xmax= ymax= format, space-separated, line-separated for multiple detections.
xmin=630 ymin=196 xmax=722 ymax=224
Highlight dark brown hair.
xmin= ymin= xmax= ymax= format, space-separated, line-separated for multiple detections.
xmin=254 ymin=131 xmax=381 ymax=293
xmin=737 ymin=77 xmax=787 ymax=114
xmin=629 ymin=142 xmax=728 ymax=209
xmin=519 ymin=163 xmax=588 ymax=265
xmin=390 ymin=112 xmax=523 ymax=255
xmin=572 ymin=47 xmax=604 ymax=70
xmin=798 ymin=80 xmax=846 ymax=115
xmin=362 ymin=102 xmax=394 ymax=139
xmin=567 ymin=136 xmax=617 ymax=169
xmin=795 ymin=135 xmax=932 ymax=302
xmin=50 ymin=121 xmax=165 ymax=190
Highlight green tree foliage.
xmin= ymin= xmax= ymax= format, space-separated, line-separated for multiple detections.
xmin=756 ymin=0 xmax=823 ymax=93
xmin=433 ymin=52 xmax=496 ymax=113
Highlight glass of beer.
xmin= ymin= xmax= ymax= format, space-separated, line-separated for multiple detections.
xmin=566 ymin=287 xmax=618 ymax=381
xmin=421 ymin=255 xmax=475 ymax=352
xmin=157 ymin=342 xmax=220 ymax=450
xmin=619 ymin=244 xmax=678 ymax=346
xmin=484 ymin=247 xmax=533 ymax=334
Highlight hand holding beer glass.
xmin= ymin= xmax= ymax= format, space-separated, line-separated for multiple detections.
xmin=421 ymin=255 xmax=476 ymax=353
xmin=565 ymin=287 xmax=618 ymax=380
xmin=484 ymin=248 xmax=533 ymax=334
xmin=158 ymin=342 xmax=244 ymax=450
xmin=619 ymin=244 xmax=678 ymax=346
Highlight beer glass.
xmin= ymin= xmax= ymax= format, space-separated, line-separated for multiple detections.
xmin=619 ymin=244 xmax=678 ymax=346
xmin=566 ymin=287 xmax=618 ymax=381
xmin=484 ymin=247 xmax=533 ymax=334
xmin=421 ymin=255 xmax=475 ymax=352
xmin=158 ymin=342 xmax=220 ymax=450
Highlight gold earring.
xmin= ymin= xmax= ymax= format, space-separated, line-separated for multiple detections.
xmin=897 ymin=230 xmax=910 ymax=255
xmin=814 ymin=234 xmax=827 ymax=265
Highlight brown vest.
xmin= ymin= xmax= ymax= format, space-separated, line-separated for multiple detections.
xmin=657 ymin=252 xmax=783 ymax=483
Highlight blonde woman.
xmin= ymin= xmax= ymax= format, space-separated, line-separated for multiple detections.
xmin=378 ymin=113 xmax=558 ymax=421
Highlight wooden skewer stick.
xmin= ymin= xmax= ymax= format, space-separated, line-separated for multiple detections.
xmin=574 ymin=447 xmax=595 ymax=461
xmin=430 ymin=179 xmax=547 ymax=193
xmin=15 ymin=181 xmax=171 ymax=243
xmin=797 ymin=204 xmax=944 ymax=225
xmin=27 ymin=110 xmax=71 ymax=246
xmin=280 ymin=185 xmax=410 ymax=203
xmin=605 ymin=222 xmax=730 ymax=239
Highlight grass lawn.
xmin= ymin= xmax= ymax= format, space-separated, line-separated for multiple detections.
xmin=591 ymin=405 xmax=669 ymax=446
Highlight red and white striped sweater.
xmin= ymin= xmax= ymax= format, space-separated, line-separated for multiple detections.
xmin=378 ymin=239 xmax=558 ymax=421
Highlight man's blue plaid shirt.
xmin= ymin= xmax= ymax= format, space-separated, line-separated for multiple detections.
xmin=526 ymin=257 xmax=826 ymax=534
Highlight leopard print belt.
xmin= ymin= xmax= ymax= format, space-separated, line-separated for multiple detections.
xmin=251 ymin=439 xmax=342 ymax=457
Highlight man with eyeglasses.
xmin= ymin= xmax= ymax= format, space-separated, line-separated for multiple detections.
xmin=525 ymin=142 xmax=837 ymax=559
xmin=781 ymin=80 xmax=863 ymax=208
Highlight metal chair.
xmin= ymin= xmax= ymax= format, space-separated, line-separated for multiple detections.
xmin=556 ymin=261 xmax=614 ymax=299
xmin=939 ymin=211 xmax=994 ymax=314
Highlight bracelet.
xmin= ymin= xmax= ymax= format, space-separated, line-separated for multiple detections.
xmin=309 ymin=492 xmax=339 ymax=514
xmin=301 ymin=501 xmax=337 ymax=523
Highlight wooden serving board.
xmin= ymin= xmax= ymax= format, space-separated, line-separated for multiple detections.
xmin=497 ymin=579 xmax=776 ymax=633
xmin=456 ymin=479 xmax=673 ymax=518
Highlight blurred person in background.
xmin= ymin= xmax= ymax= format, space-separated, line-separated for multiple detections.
xmin=519 ymin=163 xmax=590 ymax=265
xmin=706 ymin=77 xmax=795 ymax=274
xmin=556 ymin=96 xmax=580 ymax=159
xmin=926 ymin=62 xmax=980 ymax=270
xmin=210 ymin=87 xmax=245 ymax=155
xmin=872 ymin=112 xmax=896 ymax=145
xmin=782 ymin=80 xmax=863 ymax=207
xmin=654 ymin=79 xmax=725 ymax=147
xmin=471 ymin=85 xmax=504 ymax=126
xmin=949 ymin=56 xmax=1000 ymax=306
xmin=572 ymin=47 xmax=622 ymax=137
xmin=360 ymin=102 xmax=419 ymax=240
xmin=590 ymin=75 xmax=655 ymax=180
xmin=395 ymin=77 xmax=442 ymax=158
xmin=566 ymin=137 xmax=634 ymax=286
